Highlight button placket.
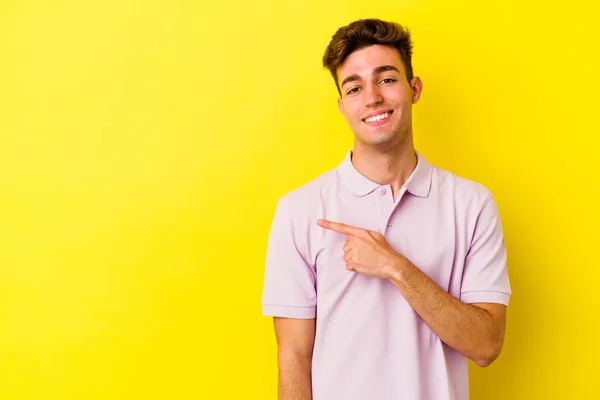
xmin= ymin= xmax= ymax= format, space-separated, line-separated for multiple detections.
xmin=376 ymin=185 xmax=392 ymax=233
xmin=383 ymin=186 xmax=407 ymax=233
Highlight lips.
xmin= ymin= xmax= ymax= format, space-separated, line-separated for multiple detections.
xmin=362 ymin=110 xmax=393 ymax=125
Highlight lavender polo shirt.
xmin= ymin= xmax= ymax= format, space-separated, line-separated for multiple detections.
xmin=261 ymin=150 xmax=511 ymax=400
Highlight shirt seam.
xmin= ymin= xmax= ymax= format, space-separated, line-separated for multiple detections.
xmin=460 ymin=289 xmax=510 ymax=294
xmin=262 ymin=303 xmax=315 ymax=309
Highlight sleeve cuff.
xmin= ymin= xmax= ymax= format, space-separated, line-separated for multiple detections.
xmin=461 ymin=291 xmax=510 ymax=306
xmin=262 ymin=304 xmax=316 ymax=319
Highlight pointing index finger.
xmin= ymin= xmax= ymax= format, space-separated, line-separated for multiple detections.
xmin=317 ymin=219 xmax=361 ymax=236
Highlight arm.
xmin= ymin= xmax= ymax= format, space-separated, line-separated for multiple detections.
xmin=273 ymin=317 xmax=315 ymax=400
xmin=317 ymin=193 xmax=510 ymax=368
xmin=387 ymin=260 xmax=506 ymax=367
xmin=261 ymin=199 xmax=318 ymax=398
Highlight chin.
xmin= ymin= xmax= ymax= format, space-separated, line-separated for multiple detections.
xmin=357 ymin=128 xmax=406 ymax=146
xmin=355 ymin=134 xmax=394 ymax=147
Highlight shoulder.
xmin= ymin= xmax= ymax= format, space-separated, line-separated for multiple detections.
xmin=268 ymin=169 xmax=338 ymax=263
xmin=275 ymin=168 xmax=338 ymax=215
xmin=430 ymin=163 xmax=495 ymax=212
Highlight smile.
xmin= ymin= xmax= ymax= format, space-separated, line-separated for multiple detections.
xmin=363 ymin=111 xmax=393 ymax=125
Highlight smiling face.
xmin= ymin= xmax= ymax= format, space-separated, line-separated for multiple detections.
xmin=336 ymin=44 xmax=422 ymax=151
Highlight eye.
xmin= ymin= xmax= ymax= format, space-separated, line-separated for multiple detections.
xmin=380 ymin=78 xmax=397 ymax=84
xmin=346 ymin=87 xmax=361 ymax=95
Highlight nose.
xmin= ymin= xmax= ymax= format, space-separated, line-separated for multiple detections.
xmin=364 ymin=82 xmax=383 ymax=107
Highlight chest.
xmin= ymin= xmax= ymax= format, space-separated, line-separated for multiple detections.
xmin=313 ymin=194 xmax=463 ymax=295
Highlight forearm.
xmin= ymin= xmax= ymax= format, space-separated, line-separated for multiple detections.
xmin=277 ymin=351 xmax=312 ymax=400
xmin=387 ymin=257 xmax=503 ymax=367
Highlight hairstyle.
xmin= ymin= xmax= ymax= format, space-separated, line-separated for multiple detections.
xmin=322 ymin=18 xmax=414 ymax=95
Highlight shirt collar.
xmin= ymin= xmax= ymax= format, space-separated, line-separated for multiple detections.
xmin=336 ymin=149 xmax=432 ymax=198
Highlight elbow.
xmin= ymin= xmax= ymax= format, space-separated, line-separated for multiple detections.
xmin=473 ymin=341 xmax=503 ymax=368
xmin=473 ymin=353 xmax=497 ymax=368
xmin=470 ymin=305 xmax=507 ymax=367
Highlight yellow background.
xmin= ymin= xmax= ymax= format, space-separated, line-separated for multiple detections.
xmin=1 ymin=0 xmax=599 ymax=399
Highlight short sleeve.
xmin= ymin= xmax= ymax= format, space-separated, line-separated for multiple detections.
xmin=261 ymin=199 xmax=317 ymax=319
xmin=460 ymin=194 xmax=512 ymax=305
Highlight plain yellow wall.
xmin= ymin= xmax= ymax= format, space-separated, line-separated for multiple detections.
xmin=1 ymin=0 xmax=599 ymax=399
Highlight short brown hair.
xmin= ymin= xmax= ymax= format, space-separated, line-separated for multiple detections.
xmin=322 ymin=19 xmax=414 ymax=95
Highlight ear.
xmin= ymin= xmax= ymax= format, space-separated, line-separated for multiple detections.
xmin=410 ymin=77 xmax=423 ymax=104
xmin=337 ymin=97 xmax=346 ymax=117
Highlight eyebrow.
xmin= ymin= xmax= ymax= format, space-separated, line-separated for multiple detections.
xmin=340 ymin=65 xmax=401 ymax=88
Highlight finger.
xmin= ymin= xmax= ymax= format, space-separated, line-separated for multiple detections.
xmin=343 ymin=239 xmax=354 ymax=253
xmin=317 ymin=219 xmax=363 ymax=236
xmin=345 ymin=262 xmax=357 ymax=271
xmin=343 ymin=251 xmax=353 ymax=263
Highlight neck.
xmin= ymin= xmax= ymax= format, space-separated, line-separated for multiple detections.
xmin=351 ymin=134 xmax=417 ymax=197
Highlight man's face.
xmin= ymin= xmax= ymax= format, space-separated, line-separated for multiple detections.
xmin=336 ymin=44 xmax=422 ymax=149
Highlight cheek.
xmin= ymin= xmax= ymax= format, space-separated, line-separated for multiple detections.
xmin=344 ymin=104 xmax=360 ymax=122
xmin=402 ymin=101 xmax=412 ymax=115
xmin=385 ymin=87 xmax=411 ymax=106
xmin=342 ymin=98 xmax=360 ymax=113
xmin=344 ymin=102 xmax=362 ymax=121
xmin=391 ymin=96 xmax=411 ymax=116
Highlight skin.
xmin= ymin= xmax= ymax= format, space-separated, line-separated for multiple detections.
xmin=275 ymin=44 xmax=507 ymax=400
xmin=337 ymin=44 xmax=422 ymax=199
xmin=314 ymin=219 xmax=507 ymax=368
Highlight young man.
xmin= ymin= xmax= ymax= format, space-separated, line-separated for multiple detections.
xmin=261 ymin=18 xmax=511 ymax=400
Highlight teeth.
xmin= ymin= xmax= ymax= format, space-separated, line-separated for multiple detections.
xmin=365 ymin=112 xmax=390 ymax=122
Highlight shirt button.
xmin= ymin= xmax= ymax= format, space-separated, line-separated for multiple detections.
xmin=380 ymin=188 xmax=386 ymax=195
xmin=387 ymin=221 xmax=392 ymax=227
